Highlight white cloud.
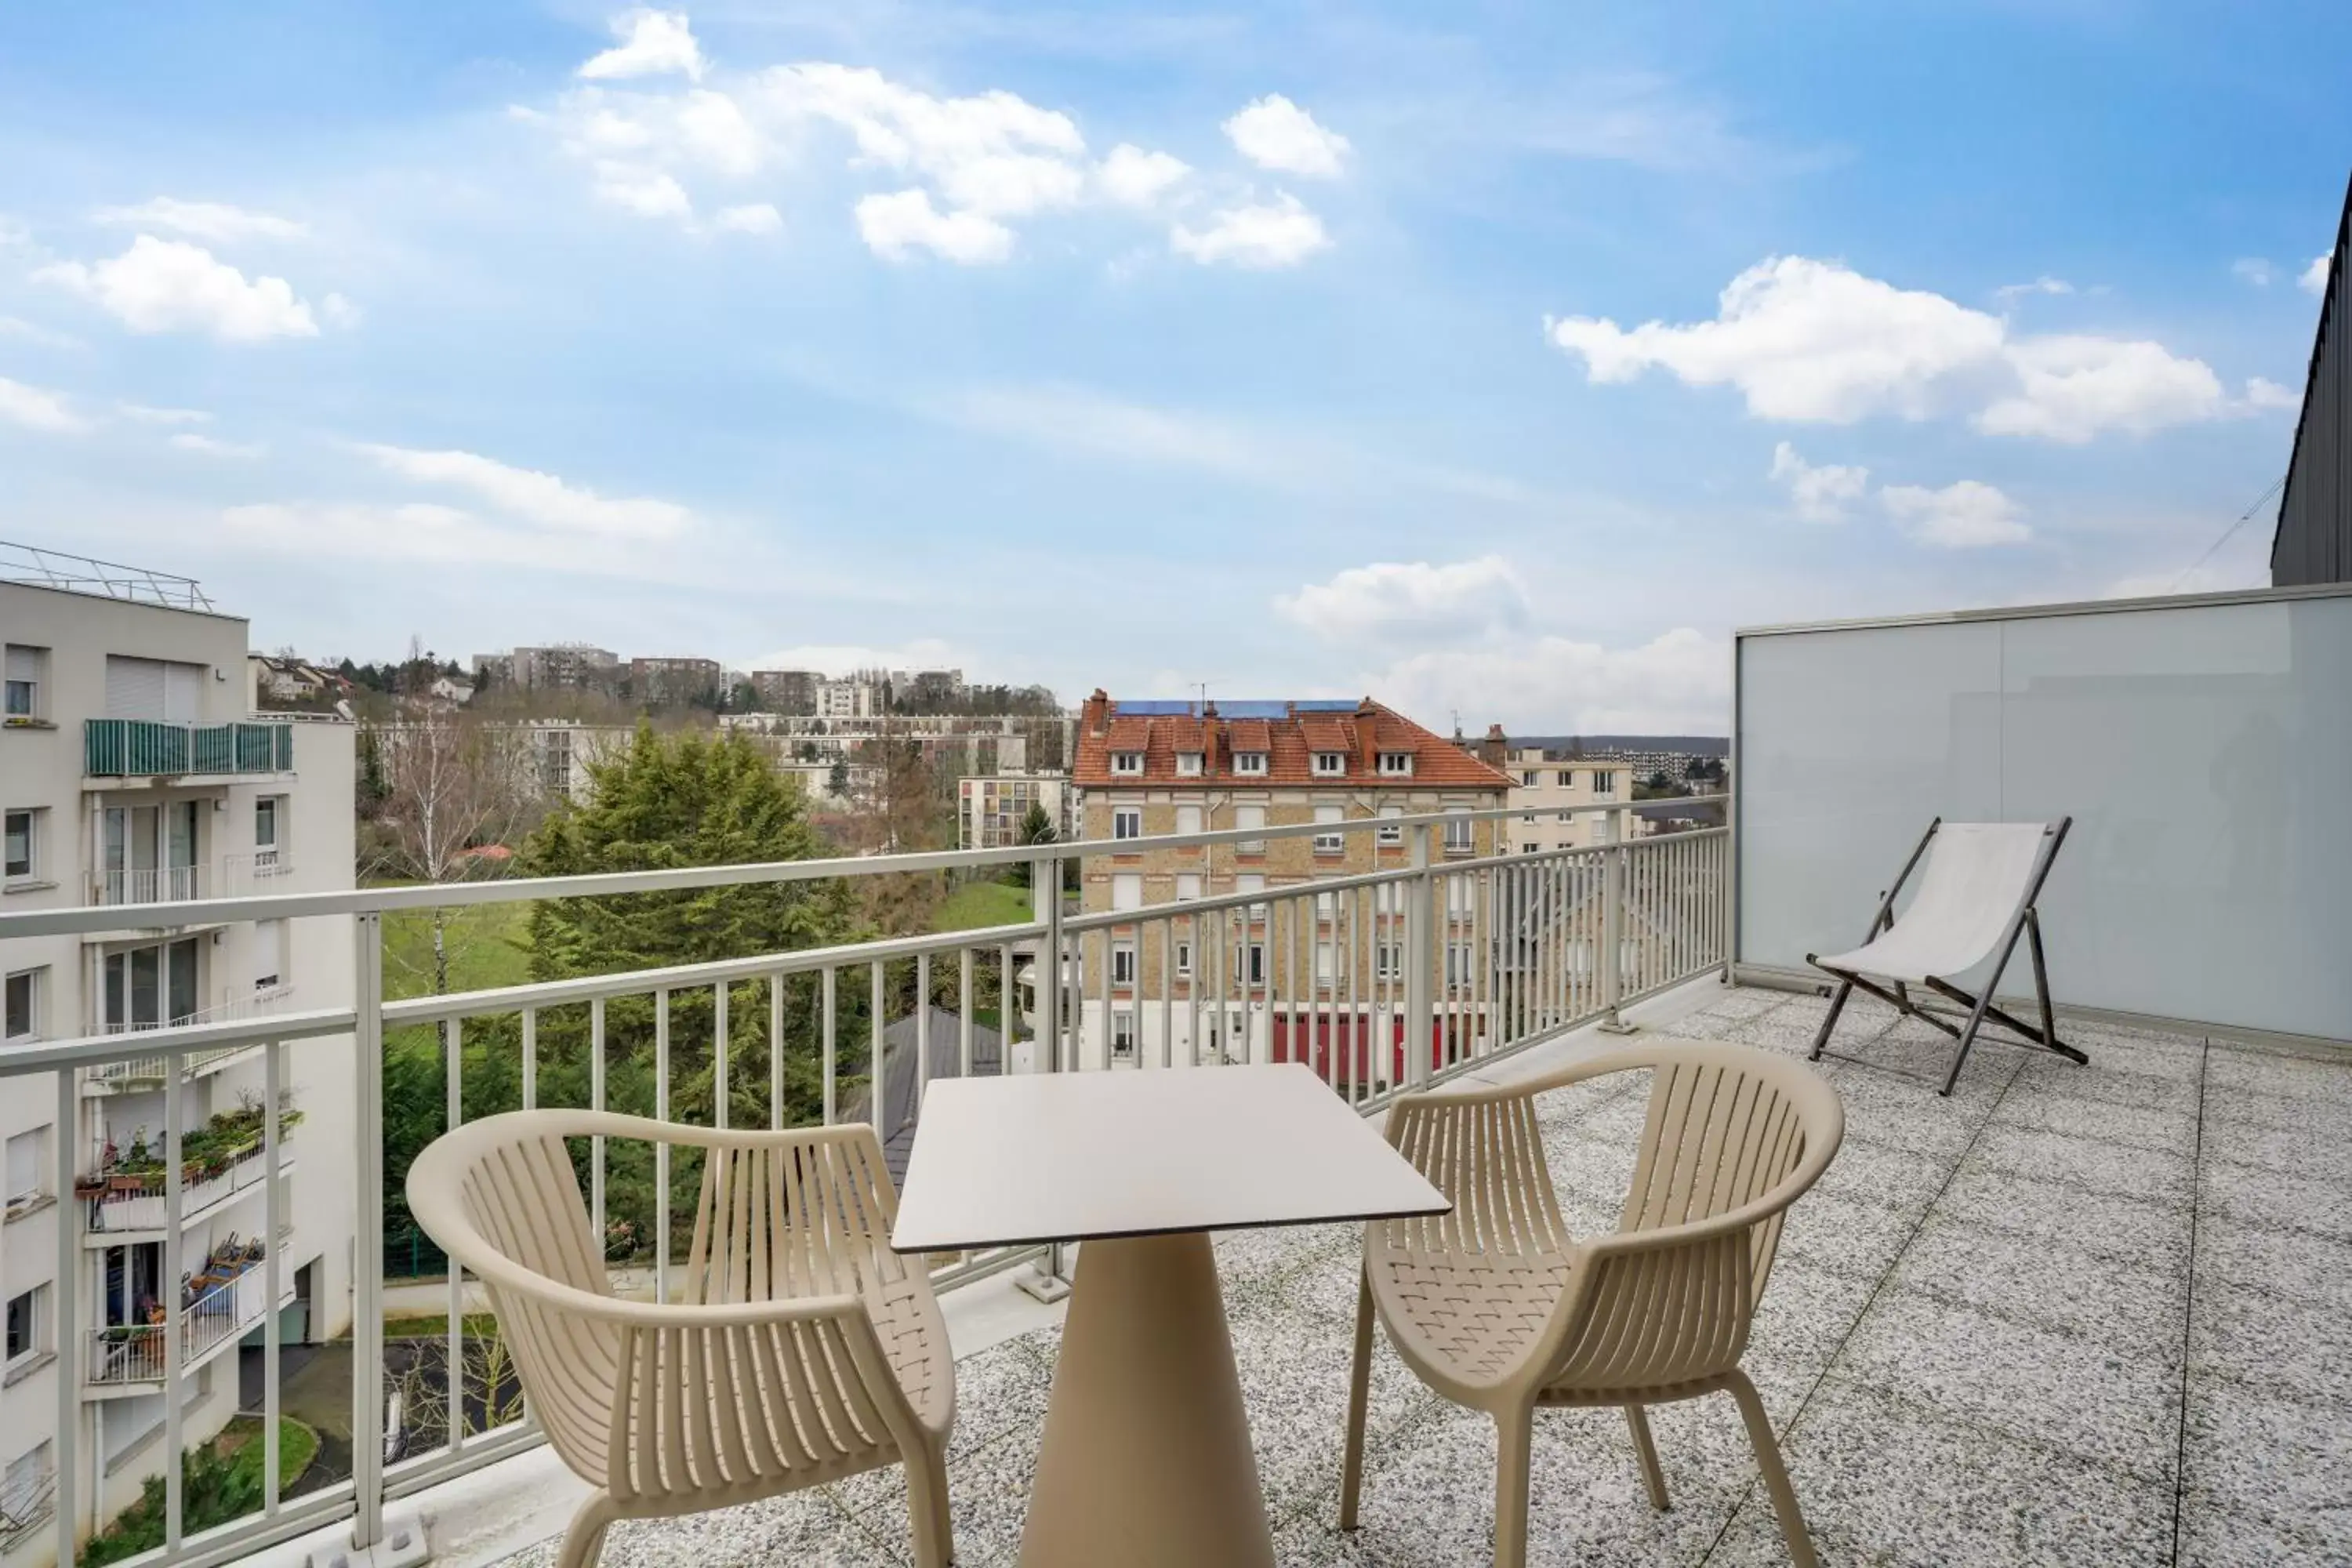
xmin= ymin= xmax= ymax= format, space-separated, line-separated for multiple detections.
xmin=1096 ymin=144 xmax=1190 ymax=208
xmin=1976 ymin=334 xmax=2225 ymax=442
xmin=1275 ymin=557 xmax=1530 ymax=644
xmin=117 ymin=402 xmax=210 ymax=424
xmin=36 ymin=236 xmax=322 ymax=339
xmin=355 ymin=444 xmax=691 ymax=539
xmin=855 ymin=190 xmax=1014 ymax=263
xmin=0 ymin=315 xmax=82 ymax=350
xmin=1548 ymin=255 xmax=2231 ymax=443
xmin=0 ymin=376 xmax=89 ymax=434
xmin=1880 ymin=479 xmax=2028 ymax=547
xmin=2244 ymin=376 xmax=2301 ymax=412
xmin=1221 ymin=96 xmax=1350 ymax=178
xmin=169 ymin=431 xmax=265 ymax=458
xmin=593 ymin=162 xmax=693 ymax=219
xmin=1767 ymin=441 xmax=1869 ymax=523
xmin=1994 ymin=276 xmax=2074 ymax=303
xmin=1373 ymin=626 xmax=1730 ymax=735
xmin=90 ymin=198 xmax=308 ymax=243
xmin=580 ymin=9 xmax=705 ymax=82
xmin=675 ymin=89 xmax=760 ymax=176
xmin=1171 ymin=192 xmax=1330 ymax=268
xmin=714 ymin=201 xmax=782 ymax=235
xmin=2232 ymin=257 xmax=2274 ymax=288
xmin=2303 ymin=254 xmax=2332 ymax=296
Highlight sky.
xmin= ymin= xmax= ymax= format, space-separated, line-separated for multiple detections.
xmin=1 ymin=2 xmax=2346 ymax=733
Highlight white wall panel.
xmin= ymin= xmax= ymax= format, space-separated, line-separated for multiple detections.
xmin=1737 ymin=590 xmax=2352 ymax=1042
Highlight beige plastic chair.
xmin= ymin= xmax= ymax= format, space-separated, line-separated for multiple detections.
xmin=405 ymin=1110 xmax=956 ymax=1568
xmin=1340 ymin=1041 xmax=1843 ymax=1568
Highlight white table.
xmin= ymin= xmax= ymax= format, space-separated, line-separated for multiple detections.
xmin=892 ymin=1064 xmax=1450 ymax=1568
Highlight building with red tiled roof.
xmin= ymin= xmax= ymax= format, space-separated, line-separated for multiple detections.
xmin=1063 ymin=693 xmax=1511 ymax=1071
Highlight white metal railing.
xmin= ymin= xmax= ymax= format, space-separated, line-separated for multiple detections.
xmin=82 ymin=986 xmax=299 ymax=1087
xmin=93 ymin=866 xmax=207 ymax=907
xmin=85 ymin=1266 xmax=274 ymax=1386
xmin=220 ymin=851 xmax=294 ymax=895
xmin=0 ymin=805 xmax=1726 ymax=1568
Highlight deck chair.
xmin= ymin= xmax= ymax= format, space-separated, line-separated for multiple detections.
xmin=1806 ymin=818 xmax=2082 ymax=1096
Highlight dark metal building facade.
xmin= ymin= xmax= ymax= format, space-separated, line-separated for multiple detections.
xmin=2273 ymin=173 xmax=2352 ymax=586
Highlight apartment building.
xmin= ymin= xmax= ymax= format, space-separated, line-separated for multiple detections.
xmin=956 ymin=771 xmax=1069 ymax=850
xmin=626 ymin=658 xmax=721 ymax=709
xmin=1065 ymin=695 xmax=1510 ymax=1069
xmin=1487 ymin=737 xmax=1639 ymax=854
xmin=470 ymin=644 xmax=621 ymax=697
xmin=1 ymin=560 xmax=358 ymax=1559
xmin=748 ymin=670 xmax=818 ymax=714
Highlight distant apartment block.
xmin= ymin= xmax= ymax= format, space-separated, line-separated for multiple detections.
xmin=957 ymin=771 xmax=1069 ymax=850
xmin=1488 ymin=739 xmax=1638 ymax=854
xmin=627 ymin=657 xmax=722 ymax=708
xmin=2 ymin=550 xmax=359 ymax=1552
xmin=470 ymin=644 xmax=621 ymax=695
xmin=368 ymin=718 xmax=633 ymax=807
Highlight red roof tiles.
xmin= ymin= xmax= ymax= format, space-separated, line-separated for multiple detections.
xmin=1073 ymin=697 xmax=1510 ymax=790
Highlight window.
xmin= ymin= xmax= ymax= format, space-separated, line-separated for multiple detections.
xmin=1377 ymin=804 xmax=1403 ymax=846
xmin=1111 ymin=873 xmax=1143 ymax=913
xmin=1377 ymin=751 xmax=1414 ymax=776
xmin=1111 ymin=1011 xmax=1137 ymax=1058
xmin=1443 ymin=811 xmax=1474 ymax=853
xmin=1175 ymin=804 xmax=1203 ymax=836
xmin=1519 ymin=770 xmax=1537 ymax=787
xmin=1232 ymin=751 xmax=1267 ymax=776
xmin=1589 ymin=814 xmax=1614 ymax=845
xmin=1112 ymin=807 xmax=1142 ymax=841
xmin=1557 ymin=811 xmax=1573 ymax=822
xmin=1232 ymin=943 xmax=1267 ymax=985
xmin=1313 ymin=804 xmax=1344 ymax=855
xmin=1174 ymin=941 xmax=1192 ymax=976
xmin=2 ymin=809 xmax=33 ymax=881
xmin=2 ymin=645 xmax=45 ymax=722
xmin=1176 ymin=873 xmax=1203 ymax=902
xmin=1558 ymin=770 xmax=1577 ymax=789
xmin=255 ymin=919 xmax=287 ymax=990
xmin=2 ymin=969 xmax=37 ymax=1042
xmin=1446 ymin=942 xmax=1475 ymax=986
xmin=1110 ymin=750 xmax=1143 ymax=775
xmin=1236 ymin=873 xmax=1265 ymax=915
xmin=1312 ymin=751 xmax=1345 ymax=776
xmin=5 ymin=1443 xmax=52 ymax=1519
xmin=5 ymin=1126 xmax=47 ymax=1214
xmin=1593 ymin=771 xmax=1617 ymax=797
xmin=5 ymin=1284 xmax=45 ymax=1367
xmin=1376 ymin=944 xmax=1400 ymax=978
xmin=1235 ymin=804 xmax=1265 ymax=854
xmin=1174 ymin=751 xmax=1203 ymax=777
xmin=254 ymin=796 xmax=284 ymax=869
xmin=1112 ymin=942 xmax=1137 ymax=986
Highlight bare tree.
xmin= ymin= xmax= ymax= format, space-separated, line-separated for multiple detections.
xmin=362 ymin=704 xmax=532 ymax=1012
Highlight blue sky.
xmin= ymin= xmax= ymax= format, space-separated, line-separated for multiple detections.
xmin=1 ymin=2 xmax=2345 ymax=731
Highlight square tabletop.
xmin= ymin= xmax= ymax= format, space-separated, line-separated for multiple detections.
xmin=890 ymin=1063 xmax=1450 ymax=1254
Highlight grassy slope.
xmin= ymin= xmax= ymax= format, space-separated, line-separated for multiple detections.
xmin=931 ymin=880 xmax=1032 ymax=933
xmin=380 ymin=902 xmax=532 ymax=1001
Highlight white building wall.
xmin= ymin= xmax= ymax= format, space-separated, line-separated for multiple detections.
xmin=0 ymin=582 xmax=356 ymax=1564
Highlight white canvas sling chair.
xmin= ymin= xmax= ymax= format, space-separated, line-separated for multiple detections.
xmin=1806 ymin=818 xmax=2083 ymax=1096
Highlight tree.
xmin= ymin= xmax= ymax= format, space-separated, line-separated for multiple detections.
xmin=1009 ymin=802 xmax=1056 ymax=889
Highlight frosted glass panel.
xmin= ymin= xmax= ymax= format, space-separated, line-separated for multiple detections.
xmin=1737 ymin=593 xmax=2352 ymax=1042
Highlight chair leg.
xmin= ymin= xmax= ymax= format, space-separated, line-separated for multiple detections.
xmin=1807 ymin=978 xmax=1852 ymax=1062
xmin=1494 ymin=1405 xmax=1534 ymax=1568
xmin=555 ymin=1492 xmax=622 ymax=1568
xmin=1338 ymin=1267 xmax=1375 ymax=1530
xmin=1940 ymin=985 xmax=1997 ymax=1097
xmin=906 ymin=1441 xmax=956 ymax=1568
xmin=1625 ymin=1404 xmax=1669 ymax=1512
xmin=1723 ymin=1370 xmax=1816 ymax=1568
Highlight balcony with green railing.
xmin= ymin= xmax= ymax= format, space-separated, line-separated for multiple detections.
xmin=83 ymin=717 xmax=293 ymax=778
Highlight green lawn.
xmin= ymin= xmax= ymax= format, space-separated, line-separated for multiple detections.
xmin=381 ymin=1312 xmax=503 ymax=1340
xmin=382 ymin=902 xmax=533 ymax=1000
xmin=931 ymin=880 xmax=1034 ymax=933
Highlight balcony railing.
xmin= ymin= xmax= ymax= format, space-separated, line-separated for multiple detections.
xmin=85 ymin=1264 xmax=276 ymax=1387
xmin=80 ymin=1131 xmax=290 ymax=1233
xmin=83 ymin=718 xmax=293 ymax=777
xmin=0 ymin=806 xmax=1724 ymax=1568
xmin=81 ymin=985 xmax=298 ymax=1087
xmin=93 ymin=865 xmax=207 ymax=906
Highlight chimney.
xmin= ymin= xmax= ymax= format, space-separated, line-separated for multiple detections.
xmin=1478 ymin=723 xmax=1508 ymax=769
xmin=1083 ymin=688 xmax=1110 ymax=736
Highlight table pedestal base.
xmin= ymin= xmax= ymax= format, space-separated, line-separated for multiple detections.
xmin=1018 ymin=1230 xmax=1274 ymax=1568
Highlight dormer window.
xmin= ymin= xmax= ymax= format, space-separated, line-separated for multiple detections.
xmin=1377 ymin=751 xmax=1414 ymax=777
xmin=1175 ymin=751 xmax=1203 ymax=777
xmin=1233 ymin=751 xmax=1268 ymax=776
xmin=1111 ymin=750 xmax=1144 ymax=776
xmin=1312 ymin=752 xmax=1345 ymax=777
